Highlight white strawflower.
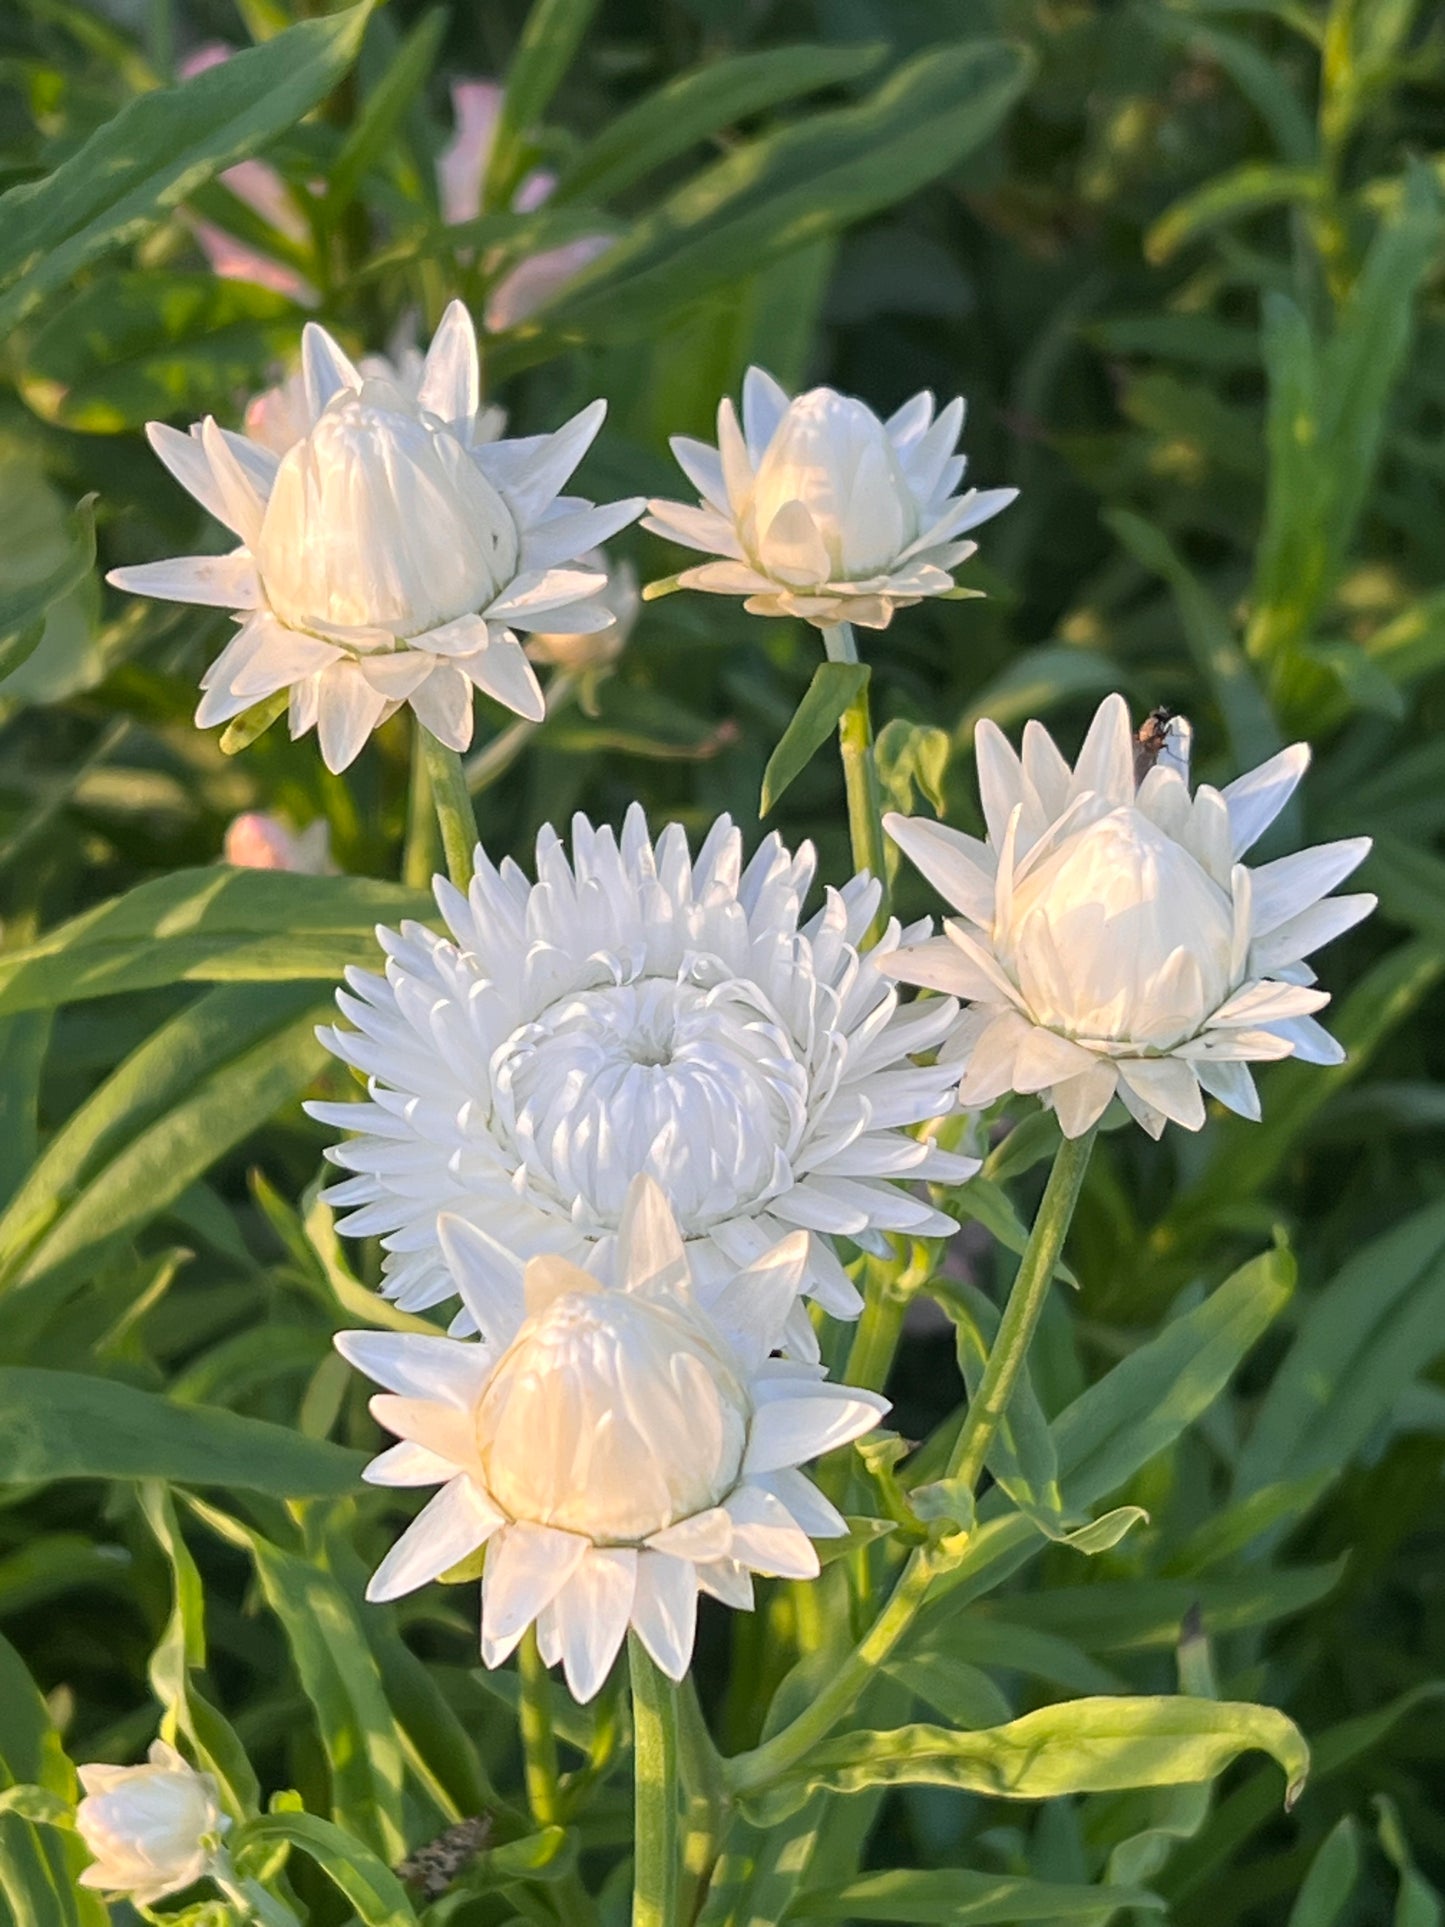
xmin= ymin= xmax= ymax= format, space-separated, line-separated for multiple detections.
xmin=76 ymin=1741 xmax=228 ymax=1906
xmin=337 ymin=1176 xmax=888 ymax=1701
xmin=309 ymin=805 xmax=975 ymax=1358
xmin=882 ymin=694 xmax=1376 ymax=1138
xmin=107 ymin=301 xmax=643 ymax=772
xmin=525 ymin=551 xmax=638 ymax=673
xmin=643 ymin=367 xmax=1016 ymax=630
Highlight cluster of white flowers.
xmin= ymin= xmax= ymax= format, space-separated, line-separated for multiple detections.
xmin=88 ymin=300 xmax=1373 ymax=1887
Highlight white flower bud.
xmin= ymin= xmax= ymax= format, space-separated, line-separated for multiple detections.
xmin=475 ymin=1284 xmax=749 ymax=1543
xmin=257 ymin=384 xmax=518 ymax=639
xmin=76 ymin=1742 xmax=227 ymax=1906
xmin=1001 ymin=807 xmax=1236 ymax=1050
xmin=749 ymin=390 xmax=918 ymax=581
xmin=884 ymin=694 xmax=1376 ymax=1140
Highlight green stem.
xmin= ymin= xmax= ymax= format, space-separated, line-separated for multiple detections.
xmin=419 ymin=727 xmax=478 ymax=889
xmin=725 ymin=1128 xmax=1097 ymax=1798
xmin=821 ymin=622 xmax=889 ymax=935
xmin=518 ymin=1628 xmax=562 ymax=1827
xmin=402 ymin=729 xmax=437 ymax=887
xmin=630 ymin=1635 xmax=679 ymax=1927
xmin=946 ymin=1125 xmax=1097 ymax=1493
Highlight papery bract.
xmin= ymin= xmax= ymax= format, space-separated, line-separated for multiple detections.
xmin=883 ymin=694 xmax=1376 ymax=1138
xmin=310 ymin=805 xmax=975 ymax=1358
xmin=107 ymin=302 xmax=642 ymax=772
xmin=525 ymin=550 xmax=638 ymax=673
xmin=644 ymin=367 xmax=1016 ymax=630
xmin=75 ymin=1741 xmax=227 ymax=1907
xmin=337 ymin=1176 xmax=888 ymax=1700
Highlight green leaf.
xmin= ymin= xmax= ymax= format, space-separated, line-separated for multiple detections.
xmin=950 ymin=645 xmax=1121 ymax=756
xmin=1055 ymin=1245 xmax=1296 ymax=1512
xmin=234 ymin=1528 xmax=408 ymax=1862
xmin=139 ymin=1484 xmax=260 ymax=1819
xmin=874 ymin=717 xmax=951 ymax=818
xmin=0 ymin=1369 xmax=364 ymax=1494
xmin=0 ymin=495 xmax=96 ymax=682
xmin=1144 ymin=162 xmax=1320 ymax=264
xmin=498 ymin=40 xmax=1033 ymax=358
xmin=760 ymin=662 xmax=869 ymax=815
xmin=741 ymin=1696 xmax=1308 ymax=1824
xmin=0 ymin=1632 xmax=105 ymax=1927
xmin=975 ymin=1558 xmax=1345 ymax=1652
xmin=1235 ymin=1198 xmax=1445 ymax=1507
xmin=0 ymin=985 xmax=330 ymax=1293
xmin=0 ymin=1015 xmax=50 ymax=1213
xmin=552 ymin=41 xmax=887 ymax=206
xmin=484 ymin=0 xmax=600 ymax=210
xmin=22 ymin=276 xmax=302 ymax=434
xmin=0 ymin=868 xmax=428 ymax=1015
xmin=879 ymin=1654 xmax=1013 ymax=1731
xmin=324 ymin=9 xmax=446 ymax=222
xmin=0 ymin=5 xmax=373 ymax=332
xmin=1286 ymin=1817 xmax=1361 ymax=1927
xmin=1159 ymin=1683 xmax=1445 ymax=1907
xmin=792 ymin=1867 xmax=1166 ymax=1920
xmin=234 ymin=1812 xmax=418 ymax=1927
xmin=1375 ymin=1796 xmax=1443 ymax=1927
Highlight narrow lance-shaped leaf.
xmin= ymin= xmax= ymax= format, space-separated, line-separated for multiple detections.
xmin=0 ymin=1369 xmax=364 ymax=1495
xmin=738 ymin=1696 xmax=1309 ymax=1825
xmin=233 ymin=1812 xmax=419 ymax=1927
xmin=0 ymin=4 xmax=373 ymax=332
xmin=761 ymin=663 xmax=870 ymax=815
xmin=0 ymin=496 xmax=96 ymax=684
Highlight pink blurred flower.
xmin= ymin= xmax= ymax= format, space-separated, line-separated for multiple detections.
xmin=223 ymin=812 xmax=334 ymax=874
xmin=180 ymin=44 xmax=319 ymax=307
xmin=178 ymin=55 xmax=611 ymax=333
xmin=438 ymin=82 xmax=614 ymax=330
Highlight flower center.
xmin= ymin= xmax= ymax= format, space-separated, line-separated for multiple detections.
xmin=474 ymin=1290 xmax=749 ymax=1541
xmin=256 ymin=384 xmax=518 ymax=641
xmin=489 ymin=978 xmax=809 ymax=1233
xmin=749 ymin=389 xmax=917 ymax=581
xmin=1002 ymin=806 xmax=1236 ymax=1050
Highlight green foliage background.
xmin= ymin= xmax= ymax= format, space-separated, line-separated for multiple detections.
xmin=0 ymin=0 xmax=1443 ymax=1922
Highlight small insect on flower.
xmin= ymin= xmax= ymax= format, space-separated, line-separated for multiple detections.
xmin=75 ymin=1741 xmax=228 ymax=1907
xmin=107 ymin=302 xmax=643 ymax=772
xmin=337 ymin=1177 xmax=888 ymax=1702
xmin=882 ymin=693 xmax=1375 ymax=1138
xmin=643 ymin=367 xmax=1016 ymax=631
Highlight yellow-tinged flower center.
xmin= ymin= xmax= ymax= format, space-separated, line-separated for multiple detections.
xmin=474 ymin=1289 xmax=749 ymax=1542
xmin=1002 ymin=806 xmax=1235 ymax=1050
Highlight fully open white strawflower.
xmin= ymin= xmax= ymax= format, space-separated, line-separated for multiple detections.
xmin=337 ymin=1176 xmax=888 ymax=1701
xmin=76 ymin=1741 xmax=228 ymax=1906
xmin=881 ymin=695 xmax=1375 ymax=1138
xmin=106 ymin=301 xmax=642 ymax=772
xmin=311 ymin=805 xmax=974 ymax=1358
xmin=643 ymin=366 xmax=1016 ymax=630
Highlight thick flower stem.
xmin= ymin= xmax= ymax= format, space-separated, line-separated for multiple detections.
xmin=630 ymin=1635 xmax=680 ymax=1927
xmin=725 ymin=1128 xmax=1097 ymax=1799
xmin=518 ymin=1628 xmax=562 ymax=1827
xmin=946 ymin=1125 xmax=1097 ymax=1494
xmin=821 ymin=623 xmax=890 ymax=935
xmin=419 ymin=728 xmax=478 ymax=890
